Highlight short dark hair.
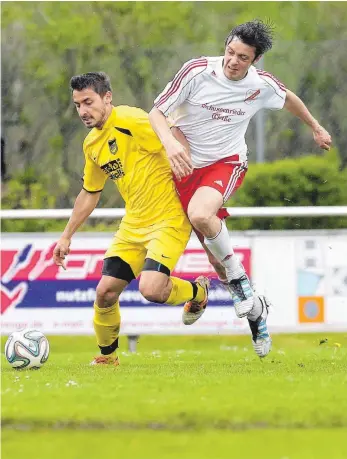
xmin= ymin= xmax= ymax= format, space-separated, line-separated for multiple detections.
xmin=225 ymin=20 xmax=274 ymax=59
xmin=70 ymin=72 xmax=112 ymax=96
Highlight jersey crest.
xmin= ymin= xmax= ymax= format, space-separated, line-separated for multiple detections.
xmin=108 ymin=138 xmax=118 ymax=154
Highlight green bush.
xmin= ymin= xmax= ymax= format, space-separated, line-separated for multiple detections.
xmin=227 ymin=149 xmax=347 ymax=230
xmin=1 ymin=169 xmax=122 ymax=233
xmin=2 ymin=151 xmax=346 ymax=232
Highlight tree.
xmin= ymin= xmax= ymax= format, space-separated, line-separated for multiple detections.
xmin=2 ymin=1 xmax=346 ymax=216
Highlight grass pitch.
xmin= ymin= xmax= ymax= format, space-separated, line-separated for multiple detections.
xmin=2 ymin=333 xmax=347 ymax=459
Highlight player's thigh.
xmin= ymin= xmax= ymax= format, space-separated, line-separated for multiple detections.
xmin=188 ymin=186 xmax=223 ymax=220
xmin=200 ymin=161 xmax=247 ymax=204
xmin=140 ymin=219 xmax=190 ymax=300
xmin=187 ymin=162 xmax=247 ymax=218
xmin=145 ymin=216 xmax=191 ymax=273
xmin=173 ymin=169 xmax=201 ymax=214
xmin=139 ymin=270 xmax=171 ymax=301
xmin=104 ymin=225 xmax=147 ymax=280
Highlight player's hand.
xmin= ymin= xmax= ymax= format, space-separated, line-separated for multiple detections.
xmin=53 ymin=237 xmax=71 ymax=270
xmin=313 ymin=125 xmax=332 ymax=151
xmin=165 ymin=136 xmax=193 ymax=181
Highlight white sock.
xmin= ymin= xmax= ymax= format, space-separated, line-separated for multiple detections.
xmin=204 ymin=221 xmax=245 ymax=281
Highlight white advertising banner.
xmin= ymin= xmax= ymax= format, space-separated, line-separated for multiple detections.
xmin=1 ymin=231 xmax=347 ymax=335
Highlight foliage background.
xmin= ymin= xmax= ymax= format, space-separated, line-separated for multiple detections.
xmin=2 ymin=2 xmax=347 ymax=231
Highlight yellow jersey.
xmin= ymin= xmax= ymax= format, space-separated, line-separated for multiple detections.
xmin=82 ymin=106 xmax=186 ymax=227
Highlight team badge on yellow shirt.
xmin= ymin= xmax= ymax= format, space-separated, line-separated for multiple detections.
xmin=108 ymin=138 xmax=118 ymax=155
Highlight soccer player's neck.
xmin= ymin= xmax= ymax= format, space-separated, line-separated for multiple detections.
xmin=96 ymin=105 xmax=114 ymax=130
xmin=224 ymin=69 xmax=249 ymax=82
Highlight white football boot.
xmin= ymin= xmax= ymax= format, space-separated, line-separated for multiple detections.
xmin=248 ymin=295 xmax=272 ymax=358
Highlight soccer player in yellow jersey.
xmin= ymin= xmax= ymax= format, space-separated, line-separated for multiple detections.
xmin=53 ymin=72 xmax=209 ymax=365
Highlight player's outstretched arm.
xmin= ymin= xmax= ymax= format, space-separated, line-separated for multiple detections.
xmin=53 ymin=189 xmax=101 ymax=270
xmin=149 ymin=107 xmax=193 ymax=181
xmin=284 ymin=89 xmax=332 ymax=150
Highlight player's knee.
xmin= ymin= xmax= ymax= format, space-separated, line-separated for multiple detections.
xmin=188 ymin=209 xmax=211 ymax=232
xmin=96 ymin=285 xmax=120 ymax=308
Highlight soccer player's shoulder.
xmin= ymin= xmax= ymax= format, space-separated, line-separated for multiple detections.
xmin=205 ymin=56 xmax=221 ymax=66
xmin=116 ymin=105 xmax=148 ymax=121
xmin=181 ymin=55 xmax=209 ymax=71
xmin=253 ymin=66 xmax=285 ymax=91
xmin=115 ymin=105 xmax=149 ymax=123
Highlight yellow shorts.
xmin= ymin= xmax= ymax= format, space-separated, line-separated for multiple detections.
xmin=104 ymin=215 xmax=191 ymax=277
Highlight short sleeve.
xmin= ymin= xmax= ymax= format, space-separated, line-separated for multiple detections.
xmin=257 ymin=70 xmax=287 ymax=111
xmin=154 ymin=58 xmax=208 ymax=116
xmin=82 ymin=148 xmax=107 ymax=193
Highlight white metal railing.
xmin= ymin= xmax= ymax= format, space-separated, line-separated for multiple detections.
xmin=1 ymin=206 xmax=347 ymax=220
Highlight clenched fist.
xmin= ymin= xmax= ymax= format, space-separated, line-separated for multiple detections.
xmin=313 ymin=125 xmax=332 ymax=151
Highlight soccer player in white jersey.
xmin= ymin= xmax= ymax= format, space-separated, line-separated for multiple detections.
xmin=149 ymin=20 xmax=332 ymax=358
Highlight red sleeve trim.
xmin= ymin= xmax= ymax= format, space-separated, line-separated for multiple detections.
xmin=256 ymin=69 xmax=286 ymax=91
xmin=155 ymin=58 xmax=208 ymax=108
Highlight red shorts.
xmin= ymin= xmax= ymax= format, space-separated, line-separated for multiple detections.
xmin=174 ymin=155 xmax=247 ymax=241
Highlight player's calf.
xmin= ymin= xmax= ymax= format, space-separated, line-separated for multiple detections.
xmin=139 ymin=269 xmax=172 ymax=303
xmin=140 ymin=260 xmax=208 ymax=308
xmin=206 ymin=251 xmax=228 ymax=282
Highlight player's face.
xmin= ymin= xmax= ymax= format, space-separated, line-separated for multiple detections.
xmin=73 ymin=88 xmax=112 ymax=129
xmin=223 ymin=37 xmax=259 ymax=81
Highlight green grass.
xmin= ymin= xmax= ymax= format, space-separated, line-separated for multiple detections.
xmin=2 ymin=333 xmax=347 ymax=459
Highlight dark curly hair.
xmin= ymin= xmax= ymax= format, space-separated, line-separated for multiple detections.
xmin=70 ymin=72 xmax=112 ymax=96
xmin=225 ymin=20 xmax=274 ymax=60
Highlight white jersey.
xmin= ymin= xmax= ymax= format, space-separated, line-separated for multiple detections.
xmin=154 ymin=56 xmax=286 ymax=168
